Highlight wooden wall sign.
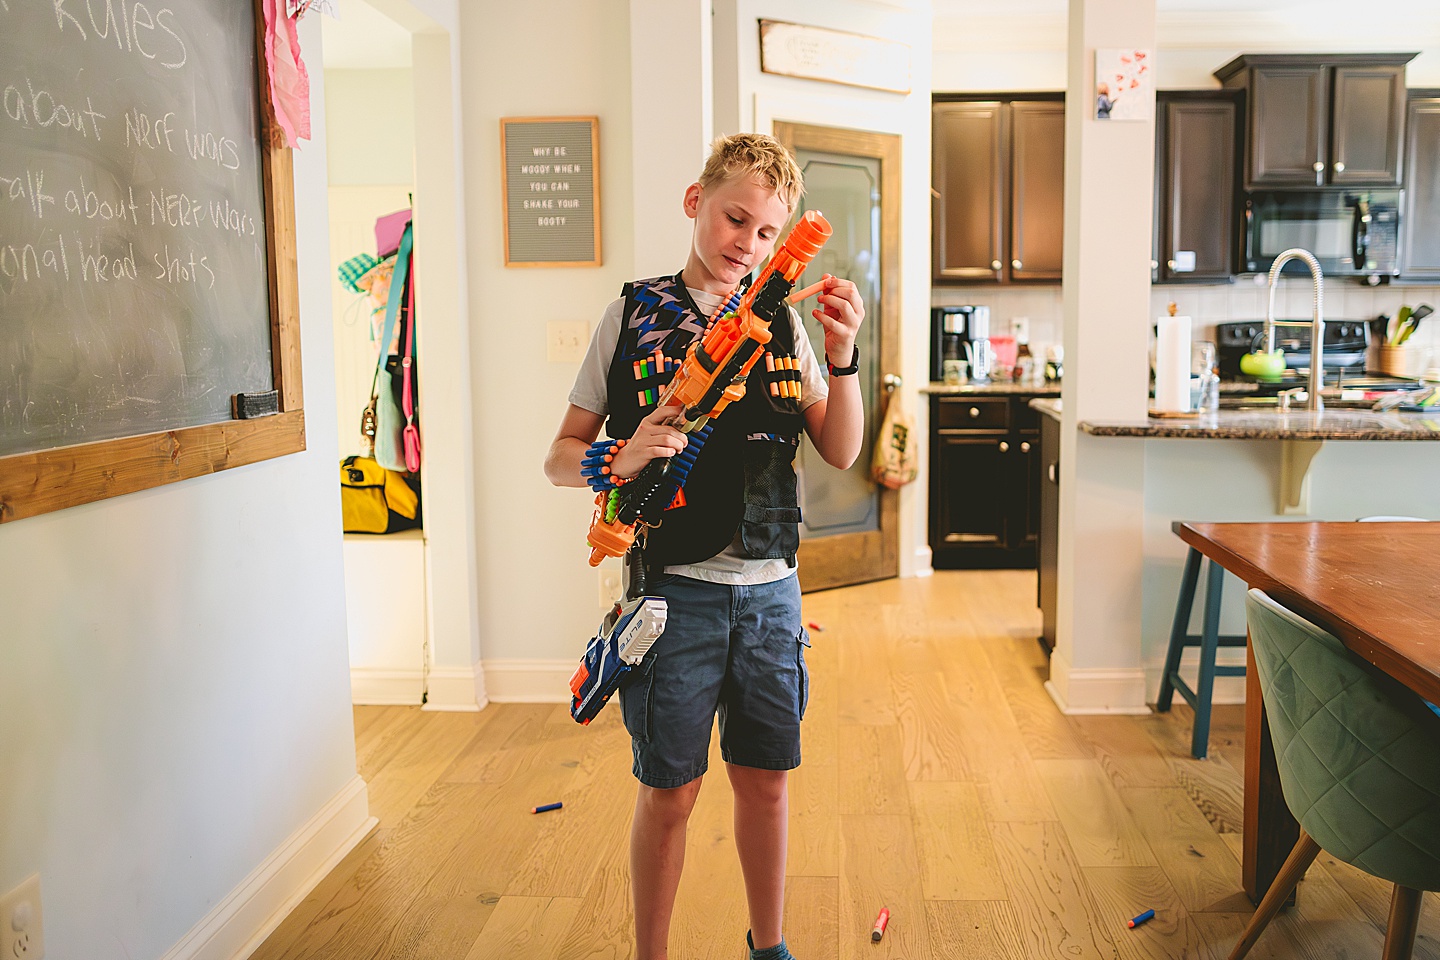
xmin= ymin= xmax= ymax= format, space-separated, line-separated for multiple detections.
xmin=759 ymin=20 xmax=912 ymax=96
xmin=500 ymin=117 xmax=602 ymax=267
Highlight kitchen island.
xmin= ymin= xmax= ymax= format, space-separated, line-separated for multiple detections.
xmin=1034 ymin=397 xmax=1440 ymax=711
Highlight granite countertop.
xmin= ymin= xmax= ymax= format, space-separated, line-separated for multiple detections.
xmin=923 ymin=381 xmax=1061 ymax=397
xmin=1030 ymin=398 xmax=1062 ymax=421
xmin=1080 ymin=408 xmax=1440 ymax=440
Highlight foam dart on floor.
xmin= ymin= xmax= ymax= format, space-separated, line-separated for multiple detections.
xmin=787 ymin=275 xmax=833 ymax=304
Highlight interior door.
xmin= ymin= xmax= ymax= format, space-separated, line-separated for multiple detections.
xmin=773 ymin=122 xmax=900 ymax=592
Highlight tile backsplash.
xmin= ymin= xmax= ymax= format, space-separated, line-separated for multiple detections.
xmin=933 ymin=280 xmax=1440 ymax=377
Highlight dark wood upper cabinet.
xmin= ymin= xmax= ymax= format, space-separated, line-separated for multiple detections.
xmin=933 ymin=96 xmax=1064 ymax=284
xmin=1402 ymin=93 xmax=1440 ymax=279
xmin=1215 ymin=53 xmax=1414 ymax=189
xmin=1009 ymin=101 xmax=1065 ymax=281
xmin=933 ymin=102 xmax=1005 ymax=282
xmin=1156 ymin=92 xmax=1239 ymax=282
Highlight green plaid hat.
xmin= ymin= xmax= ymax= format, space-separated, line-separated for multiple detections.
xmin=337 ymin=253 xmax=379 ymax=293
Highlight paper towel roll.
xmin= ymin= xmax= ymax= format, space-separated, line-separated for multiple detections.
xmin=1155 ymin=315 xmax=1191 ymax=412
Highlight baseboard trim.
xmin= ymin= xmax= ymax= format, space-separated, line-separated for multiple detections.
xmin=1045 ymin=651 xmax=1151 ymax=715
xmin=160 ymin=776 xmax=376 ymax=960
xmin=482 ymin=658 xmax=573 ymax=703
xmin=421 ymin=665 xmax=486 ymax=712
xmin=350 ymin=668 xmax=424 ymax=706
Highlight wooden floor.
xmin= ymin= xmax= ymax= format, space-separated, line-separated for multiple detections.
xmin=251 ymin=571 xmax=1440 ymax=960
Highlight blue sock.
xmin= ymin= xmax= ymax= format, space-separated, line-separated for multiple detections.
xmin=747 ymin=930 xmax=795 ymax=960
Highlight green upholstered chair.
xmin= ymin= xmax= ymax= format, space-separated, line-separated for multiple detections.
xmin=1231 ymin=589 xmax=1440 ymax=960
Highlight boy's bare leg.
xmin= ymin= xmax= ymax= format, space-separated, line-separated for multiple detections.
xmin=632 ymin=777 xmax=704 ymax=960
xmin=727 ymin=764 xmax=789 ymax=950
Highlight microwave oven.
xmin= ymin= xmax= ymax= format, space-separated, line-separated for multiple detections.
xmin=1242 ymin=190 xmax=1401 ymax=278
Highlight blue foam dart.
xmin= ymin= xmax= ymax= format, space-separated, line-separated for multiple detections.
xmin=569 ymin=596 xmax=668 ymax=724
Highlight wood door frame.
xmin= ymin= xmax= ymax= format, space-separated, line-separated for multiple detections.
xmin=773 ymin=121 xmax=901 ymax=593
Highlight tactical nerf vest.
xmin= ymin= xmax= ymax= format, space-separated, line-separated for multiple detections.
xmin=604 ymin=274 xmax=807 ymax=567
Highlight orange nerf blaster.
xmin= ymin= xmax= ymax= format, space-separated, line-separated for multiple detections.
xmin=585 ymin=210 xmax=833 ymax=565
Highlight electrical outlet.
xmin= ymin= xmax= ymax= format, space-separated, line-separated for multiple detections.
xmin=1011 ymin=316 xmax=1030 ymax=343
xmin=547 ymin=320 xmax=589 ymax=363
xmin=598 ymin=568 xmax=623 ymax=608
xmin=0 ymin=874 xmax=45 ymax=960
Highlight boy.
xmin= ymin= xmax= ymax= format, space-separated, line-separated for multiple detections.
xmin=544 ymin=132 xmax=865 ymax=960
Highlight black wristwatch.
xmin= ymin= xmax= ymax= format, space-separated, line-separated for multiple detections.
xmin=826 ymin=346 xmax=859 ymax=377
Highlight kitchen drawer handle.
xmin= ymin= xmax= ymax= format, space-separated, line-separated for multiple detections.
xmin=969 ymin=406 xmax=981 ymax=418
xmin=1020 ymin=441 xmax=1031 ymax=453
xmin=1048 ymin=462 xmax=1057 ymax=482
xmin=999 ymin=441 xmax=1010 ymax=453
xmin=990 ymin=259 xmax=1002 ymax=271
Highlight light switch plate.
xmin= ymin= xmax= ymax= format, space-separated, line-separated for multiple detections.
xmin=0 ymin=874 xmax=45 ymax=960
xmin=547 ymin=320 xmax=589 ymax=363
xmin=1011 ymin=317 xmax=1030 ymax=342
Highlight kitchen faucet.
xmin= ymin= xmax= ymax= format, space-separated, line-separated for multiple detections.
xmin=1264 ymin=248 xmax=1325 ymax=412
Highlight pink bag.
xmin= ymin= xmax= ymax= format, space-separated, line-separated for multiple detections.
xmin=401 ymin=262 xmax=422 ymax=472
xmin=376 ymin=209 xmax=412 ymax=259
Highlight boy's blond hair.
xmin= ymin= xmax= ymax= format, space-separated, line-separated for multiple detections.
xmin=697 ymin=133 xmax=805 ymax=212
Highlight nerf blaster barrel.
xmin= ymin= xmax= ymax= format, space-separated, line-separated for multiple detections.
xmin=585 ymin=211 xmax=833 ymax=566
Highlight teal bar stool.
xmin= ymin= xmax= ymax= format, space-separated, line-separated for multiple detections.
xmin=1155 ymin=546 xmax=1247 ymax=759
xmin=1231 ymin=589 xmax=1440 ymax=960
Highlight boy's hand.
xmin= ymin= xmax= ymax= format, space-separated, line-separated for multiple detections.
xmin=812 ymin=276 xmax=865 ymax=369
xmin=611 ymin=404 xmax=687 ymax=478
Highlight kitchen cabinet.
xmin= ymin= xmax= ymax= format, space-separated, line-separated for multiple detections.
xmin=932 ymin=97 xmax=1064 ymax=284
xmin=1402 ymin=92 xmax=1440 ymax=280
xmin=1214 ymin=53 xmax=1414 ymax=189
xmin=1037 ymin=408 xmax=1059 ymax=653
xmin=1153 ymin=91 xmax=1240 ymax=282
xmin=928 ymin=394 xmax=1044 ymax=569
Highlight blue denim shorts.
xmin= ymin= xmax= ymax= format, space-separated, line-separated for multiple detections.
xmin=618 ymin=573 xmax=810 ymax=788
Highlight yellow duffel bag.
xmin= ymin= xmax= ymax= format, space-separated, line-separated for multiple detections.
xmin=340 ymin=455 xmax=420 ymax=534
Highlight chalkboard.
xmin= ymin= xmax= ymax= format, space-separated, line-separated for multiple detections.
xmin=501 ymin=117 xmax=601 ymax=267
xmin=0 ymin=0 xmax=303 ymax=522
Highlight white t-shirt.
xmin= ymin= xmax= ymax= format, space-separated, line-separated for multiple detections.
xmin=568 ymin=282 xmax=828 ymax=585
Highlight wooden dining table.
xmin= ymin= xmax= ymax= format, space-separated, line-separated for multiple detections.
xmin=1173 ymin=520 xmax=1440 ymax=903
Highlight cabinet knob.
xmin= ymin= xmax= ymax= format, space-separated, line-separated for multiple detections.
xmin=969 ymin=406 xmax=981 ymax=418
xmin=1167 ymin=260 xmax=1177 ymax=270
xmin=1312 ymin=161 xmax=1325 ymax=172
xmin=990 ymin=259 xmax=1002 ymax=271
xmin=1151 ymin=259 xmax=1159 ymax=271
xmin=1021 ymin=441 xmax=1031 ymax=453
xmin=1011 ymin=259 xmax=1023 ymax=270
xmin=1334 ymin=160 xmax=1346 ymax=173
xmin=999 ymin=441 xmax=1010 ymax=453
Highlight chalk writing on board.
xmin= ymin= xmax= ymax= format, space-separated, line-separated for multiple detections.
xmin=501 ymin=118 xmax=601 ymax=266
xmin=0 ymin=0 xmax=273 ymax=457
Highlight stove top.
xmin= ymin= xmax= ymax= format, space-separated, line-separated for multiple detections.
xmin=1216 ymin=320 xmax=1370 ymax=379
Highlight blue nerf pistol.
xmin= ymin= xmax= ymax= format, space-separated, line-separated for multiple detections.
xmin=569 ymin=595 xmax=667 ymax=724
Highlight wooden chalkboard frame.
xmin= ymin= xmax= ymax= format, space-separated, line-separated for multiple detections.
xmin=500 ymin=116 xmax=602 ymax=268
xmin=0 ymin=0 xmax=304 ymax=525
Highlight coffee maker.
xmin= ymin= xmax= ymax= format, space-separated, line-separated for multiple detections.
xmin=930 ymin=306 xmax=970 ymax=381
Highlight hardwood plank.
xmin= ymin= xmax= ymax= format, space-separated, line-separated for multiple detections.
xmin=787 ymin=759 xmax=839 ymax=877
xmin=988 ymin=820 xmax=1119 ymax=960
xmin=962 ymin=700 xmax=1058 ymax=823
xmin=1035 ymin=759 xmax=1157 ymax=868
xmin=1073 ymin=715 xmax=1181 ymax=789
xmin=248 ymin=826 xmax=389 ymax=960
xmin=837 ymin=612 xmax=898 ymax=725
xmin=1115 ymin=787 xmax=1248 ymax=914
xmin=363 ymin=712 xmax=491 ymax=828
xmin=982 ymin=636 xmax=1092 ymax=761
xmin=1082 ymin=865 xmax=1213 ymax=960
xmin=924 ymin=900 xmax=1029 ymax=960
xmin=840 ymin=814 xmax=932 ymax=959
xmin=1167 ymin=752 xmax=1246 ymax=835
xmin=462 ymin=896 xmax=584 ymax=960
xmin=784 ymin=875 xmax=838 ymax=960
xmin=670 ymin=737 xmax=747 ymax=960
xmin=440 ymin=702 xmax=566 ymax=783
xmin=908 ymin=781 xmax=1007 ymax=900
xmin=551 ymin=843 xmax=633 ymax=960
xmin=837 ymin=723 xmax=911 ymax=817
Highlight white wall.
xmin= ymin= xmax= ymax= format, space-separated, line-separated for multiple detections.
xmin=325 ymin=69 xmax=416 ymax=186
xmin=0 ymin=15 xmax=365 ymax=957
xmin=459 ymin=0 xmax=637 ymax=689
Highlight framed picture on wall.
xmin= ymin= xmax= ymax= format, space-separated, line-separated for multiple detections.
xmin=499 ymin=116 xmax=602 ymax=267
xmin=1094 ymin=49 xmax=1154 ymax=121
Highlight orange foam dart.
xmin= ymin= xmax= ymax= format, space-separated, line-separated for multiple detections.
xmin=787 ymin=276 xmax=831 ymax=304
